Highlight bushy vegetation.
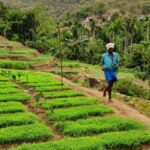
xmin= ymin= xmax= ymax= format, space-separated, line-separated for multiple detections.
xmin=0 ymin=1 xmax=149 ymax=76
xmin=9 ymin=131 xmax=150 ymax=150
xmin=114 ymin=79 xmax=150 ymax=99
xmin=47 ymin=105 xmax=113 ymax=121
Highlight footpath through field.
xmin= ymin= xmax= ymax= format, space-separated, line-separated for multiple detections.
xmin=52 ymin=73 xmax=150 ymax=128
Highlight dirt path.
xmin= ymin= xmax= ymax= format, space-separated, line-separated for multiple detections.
xmin=15 ymin=81 xmax=64 ymax=141
xmin=52 ymin=74 xmax=150 ymax=128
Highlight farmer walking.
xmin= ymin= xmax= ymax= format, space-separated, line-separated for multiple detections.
xmin=101 ymin=43 xmax=119 ymax=102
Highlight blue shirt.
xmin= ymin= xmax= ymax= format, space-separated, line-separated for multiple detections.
xmin=101 ymin=52 xmax=119 ymax=70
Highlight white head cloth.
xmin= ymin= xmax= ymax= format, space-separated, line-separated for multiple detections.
xmin=106 ymin=43 xmax=115 ymax=50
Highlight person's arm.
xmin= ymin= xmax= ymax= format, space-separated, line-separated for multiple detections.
xmin=100 ymin=55 xmax=105 ymax=71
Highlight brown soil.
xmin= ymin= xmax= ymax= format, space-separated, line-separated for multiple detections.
xmin=15 ymin=81 xmax=64 ymax=141
xmin=52 ymin=74 xmax=150 ymax=128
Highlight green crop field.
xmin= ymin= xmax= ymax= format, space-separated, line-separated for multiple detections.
xmin=0 ymin=68 xmax=149 ymax=149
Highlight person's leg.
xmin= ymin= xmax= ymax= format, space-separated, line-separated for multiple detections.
xmin=103 ymin=82 xmax=109 ymax=97
xmin=103 ymin=70 xmax=110 ymax=97
xmin=108 ymin=81 xmax=114 ymax=101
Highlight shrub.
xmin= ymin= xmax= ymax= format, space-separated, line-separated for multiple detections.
xmin=114 ymin=79 xmax=150 ymax=99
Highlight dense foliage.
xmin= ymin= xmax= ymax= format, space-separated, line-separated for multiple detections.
xmin=0 ymin=2 xmax=149 ymax=78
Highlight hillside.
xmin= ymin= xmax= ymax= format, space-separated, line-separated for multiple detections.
xmin=0 ymin=0 xmax=92 ymax=17
xmin=0 ymin=0 xmax=149 ymax=17
xmin=0 ymin=36 xmax=53 ymax=69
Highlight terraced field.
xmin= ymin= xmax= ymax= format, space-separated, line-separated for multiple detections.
xmin=0 ymin=69 xmax=150 ymax=150
xmin=0 ymin=75 xmax=53 ymax=147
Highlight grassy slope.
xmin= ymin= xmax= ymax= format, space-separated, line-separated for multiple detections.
xmin=0 ymin=36 xmax=52 ymax=68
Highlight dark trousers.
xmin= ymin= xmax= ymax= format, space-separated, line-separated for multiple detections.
xmin=103 ymin=80 xmax=116 ymax=101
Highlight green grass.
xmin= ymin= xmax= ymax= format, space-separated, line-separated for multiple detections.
xmin=42 ymin=91 xmax=85 ymax=99
xmin=0 ymin=93 xmax=31 ymax=102
xmin=0 ymin=76 xmax=9 ymax=81
xmin=0 ymin=83 xmax=18 ymax=88
xmin=0 ymin=88 xmax=22 ymax=94
xmin=9 ymin=131 xmax=150 ymax=150
xmin=35 ymin=85 xmax=71 ymax=92
xmin=0 ymin=102 xmax=25 ymax=114
xmin=0 ymin=123 xmax=53 ymax=144
xmin=26 ymin=82 xmax=62 ymax=87
xmin=56 ymin=116 xmax=146 ymax=136
xmin=0 ymin=60 xmax=31 ymax=70
xmin=37 ymin=97 xmax=98 ymax=109
xmin=47 ymin=105 xmax=113 ymax=121
xmin=58 ymin=61 xmax=81 ymax=67
xmin=18 ymin=74 xmax=59 ymax=84
xmin=0 ymin=112 xmax=36 ymax=128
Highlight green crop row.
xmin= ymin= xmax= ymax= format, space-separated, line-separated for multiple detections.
xmin=0 ymin=112 xmax=36 ymax=128
xmin=0 ymin=60 xmax=31 ymax=70
xmin=0 ymin=93 xmax=31 ymax=102
xmin=17 ymin=73 xmax=59 ymax=84
xmin=47 ymin=105 xmax=113 ymax=121
xmin=42 ymin=91 xmax=85 ymax=99
xmin=0 ymin=76 xmax=9 ymax=81
xmin=26 ymin=82 xmax=62 ymax=87
xmin=56 ymin=116 xmax=146 ymax=136
xmin=37 ymin=97 xmax=98 ymax=109
xmin=0 ymin=102 xmax=25 ymax=114
xmin=0 ymin=123 xmax=53 ymax=144
xmin=0 ymin=81 xmax=12 ymax=85
xmin=35 ymin=85 xmax=71 ymax=92
xmin=0 ymin=88 xmax=22 ymax=94
xmin=0 ymin=84 xmax=18 ymax=88
xmin=0 ymin=80 xmax=19 ymax=88
xmin=9 ymin=130 xmax=150 ymax=150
